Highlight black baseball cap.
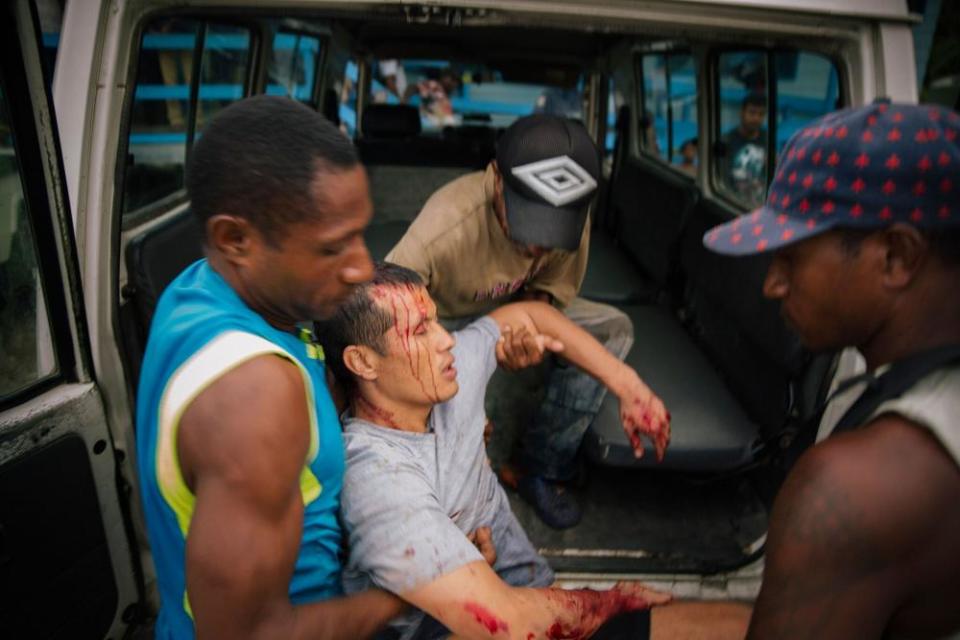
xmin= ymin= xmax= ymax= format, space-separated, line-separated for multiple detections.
xmin=496 ymin=115 xmax=601 ymax=251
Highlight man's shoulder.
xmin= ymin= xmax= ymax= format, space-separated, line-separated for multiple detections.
xmin=790 ymin=414 xmax=960 ymax=542
xmin=402 ymin=171 xmax=488 ymax=247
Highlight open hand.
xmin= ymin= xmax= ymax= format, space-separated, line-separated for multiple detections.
xmin=618 ymin=375 xmax=671 ymax=462
xmin=495 ymin=324 xmax=564 ymax=371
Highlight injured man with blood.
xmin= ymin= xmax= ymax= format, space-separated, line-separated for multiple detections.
xmin=314 ymin=261 xmax=678 ymax=639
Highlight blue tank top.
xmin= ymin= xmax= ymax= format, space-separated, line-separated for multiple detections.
xmin=136 ymin=260 xmax=345 ymax=639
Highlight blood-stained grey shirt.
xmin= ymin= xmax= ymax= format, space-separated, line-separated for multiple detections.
xmin=340 ymin=317 xmax=552 ymax=638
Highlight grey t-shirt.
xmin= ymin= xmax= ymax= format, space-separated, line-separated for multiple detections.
xmin=340 ymin=317 xmax=552 ymax=637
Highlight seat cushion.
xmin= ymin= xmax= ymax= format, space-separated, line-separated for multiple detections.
xmin=584 ymin=305 xmax=760 ymax=471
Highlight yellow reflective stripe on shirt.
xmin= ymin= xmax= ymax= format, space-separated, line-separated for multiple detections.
xmin=156 ymin=331 xmax=323 ymax=540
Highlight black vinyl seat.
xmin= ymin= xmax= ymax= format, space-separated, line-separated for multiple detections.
xmin=122 ymin=210 xmax=204 ymax=382
xmin=584 ymin=304 xmax=761 ymax=471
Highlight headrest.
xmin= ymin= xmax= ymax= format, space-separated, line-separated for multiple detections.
xmin=361 ymin=104 xmax=422 ymax=139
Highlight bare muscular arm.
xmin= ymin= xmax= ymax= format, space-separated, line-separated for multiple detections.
xmin=178 ymin=355 xmax=404 ymax=640
xmin=402 ymin=560 xmax=670 ymax=640
xmin=748 ymin=415 xmax=960 ymax=640
xmin=488 ymin=301 xmax=670 ymax=460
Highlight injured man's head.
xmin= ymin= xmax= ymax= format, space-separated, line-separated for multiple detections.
xmin=316 ymin=261 xmax=460 ymax=420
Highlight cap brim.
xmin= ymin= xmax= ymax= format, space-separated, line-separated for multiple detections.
xmin=702 ymin=205 xmax=836 ymax=256
xmin=502 ymin=181 xmax=587 ymax=251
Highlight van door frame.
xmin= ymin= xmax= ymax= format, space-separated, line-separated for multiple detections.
xmin=0 ymin=1 xmax=143 ymax=636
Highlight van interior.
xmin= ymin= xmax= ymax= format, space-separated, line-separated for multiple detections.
xmin=117 ymin=6 xmax=843 ymax=578
xmin=3 ymin=1 xmax=888 ymax=636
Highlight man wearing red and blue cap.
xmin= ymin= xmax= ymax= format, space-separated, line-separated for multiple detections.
xmin=705 ymin=100 xmax=960 ymax=638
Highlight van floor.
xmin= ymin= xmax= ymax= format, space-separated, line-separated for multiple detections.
xmin=504 ymin=467 xmax=768 ymax=575
xmin=485 ymin=365 xmax=768 ymax=575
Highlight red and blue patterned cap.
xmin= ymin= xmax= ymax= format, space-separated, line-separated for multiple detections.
xmin=703 ymin=100 xmax=960 ymax=256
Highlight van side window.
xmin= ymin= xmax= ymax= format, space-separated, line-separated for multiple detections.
xmin=604 ymin=76 xmax=627 ymax=172
xmin=0 ymin=81 xmax=57 ymax=400
xmin=714 ymin=49 xmax=841 ymax=211
xmin=638 ymin=51 xmax=699 ymax=177
xmin=267 ymin=31 xmax=322 ymax=105
xmin=122 ymin=19 xmax=253 ymax=216
xmin=334 ymin=57 xmax=359 ymax=138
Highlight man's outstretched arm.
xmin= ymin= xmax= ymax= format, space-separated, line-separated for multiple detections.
xmin=403 ymin=559 xmax=670 ymax=640
xmin=748 ymin=415 xmax=960 ymax=640
xmin=488 ymin=301 xmax=670 ymax=460
xmin=178 ymin=355 xmax=404 ymax=640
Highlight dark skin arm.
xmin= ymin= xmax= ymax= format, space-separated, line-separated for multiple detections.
xmin=178 ymin=355 xmax=404 ymax=640
xmin=748 ymin=415 xmax=960 ymax=640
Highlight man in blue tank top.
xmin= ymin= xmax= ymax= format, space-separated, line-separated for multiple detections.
xmin=136 ymin=96 xmax=404 ymax=639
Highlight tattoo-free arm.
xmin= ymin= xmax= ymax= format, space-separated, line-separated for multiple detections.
xmin=402 ymin=560 xmax=670 ymax=640
xmin=178 ymin=355 xmax=404 ymax=640
xmin=488 ymin=301 xmax=670 ymax=460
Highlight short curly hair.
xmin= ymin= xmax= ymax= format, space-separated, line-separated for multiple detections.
xmin=186 ymin=95 xmax=358 ymax=245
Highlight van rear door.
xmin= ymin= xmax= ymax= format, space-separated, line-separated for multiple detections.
xmin=0 ymin=2 xmax=141 ymax=637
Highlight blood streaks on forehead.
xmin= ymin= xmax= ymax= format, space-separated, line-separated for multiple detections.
xmin=369 ymin=283 xmax=432 ymax=329
xmin=369 ymin=282 xmax=442 ymax=401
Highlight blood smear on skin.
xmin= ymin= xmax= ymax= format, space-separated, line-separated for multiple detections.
xmin=463 ymin=602 xmax=509 ymax=634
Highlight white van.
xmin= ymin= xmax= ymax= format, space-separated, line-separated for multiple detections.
xmin=0 ymin=0 xmax=919 ymax=636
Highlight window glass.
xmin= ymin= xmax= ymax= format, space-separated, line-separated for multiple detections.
xmin=336 ymin=58 xmax=359 ymax=138
xmin=774 ymin=51 xmax=841 ymax=153
xmin=123 ymin=19 xmax=252 ymax=215
xmin=371 ymin=58 xmax=583 ymax=133
xmin=715 ymin=50 xmax=841 ymax=211
xmin=604 ymin=75 xmax=628 ymax=172
xmin=716 ymin=51 xmax=770 ymax=209
xmin=0 ymin=81 xmax=57 ymax=399
xmin=267 ymin=32 xmax=322 ymax=104
xmin=640 ymin=55 xmax=667 ymax=157
xmin=195 ymin=24 xmax=251 ymax=132
xmin=639 ymin=52 xmax=699 ymax=176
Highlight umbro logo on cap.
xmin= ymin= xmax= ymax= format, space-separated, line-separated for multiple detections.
xmin=510 ymin=155 xmax=598 ymax=207
xmin=495 ymin=115 xmax=601 ymax=250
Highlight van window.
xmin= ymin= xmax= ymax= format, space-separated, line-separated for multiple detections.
xmin=370 ymin=58 xmax=583 ymax=133
xmin=266 ymin=31 xmax=321 ymax=105
xmin=335 ymin=58 xmax=359 ymax=137
xmin=714 ymin=49 xmax=841 ymax=211
xmin=122 ymin=19 xmax=253 ymax=215
xmin=0 ymin=81 xmax=57 ymax=400
xmin=604 ymin=76 xmax=628 ymax=172
xmin=638 ymin=51 xmax=699 ymax=176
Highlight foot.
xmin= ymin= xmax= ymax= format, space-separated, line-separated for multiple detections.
xmin=518 ymin=475 xmax=582 ymax=529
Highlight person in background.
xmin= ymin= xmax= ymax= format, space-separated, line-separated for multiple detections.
xmin=677 ymin=137 xmax=697 ymax=176
xmin=721 ymin=93 xmax=768 ymax=207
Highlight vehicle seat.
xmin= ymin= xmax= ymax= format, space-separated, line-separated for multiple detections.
xmin=122 ymin=210 xmax=204 ymax=382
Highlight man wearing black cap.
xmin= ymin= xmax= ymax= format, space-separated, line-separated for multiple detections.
xmin=387 ymin=115 xmax=660 ymax=529
xmin=704 ymin=101 xmax=960 ymax=638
